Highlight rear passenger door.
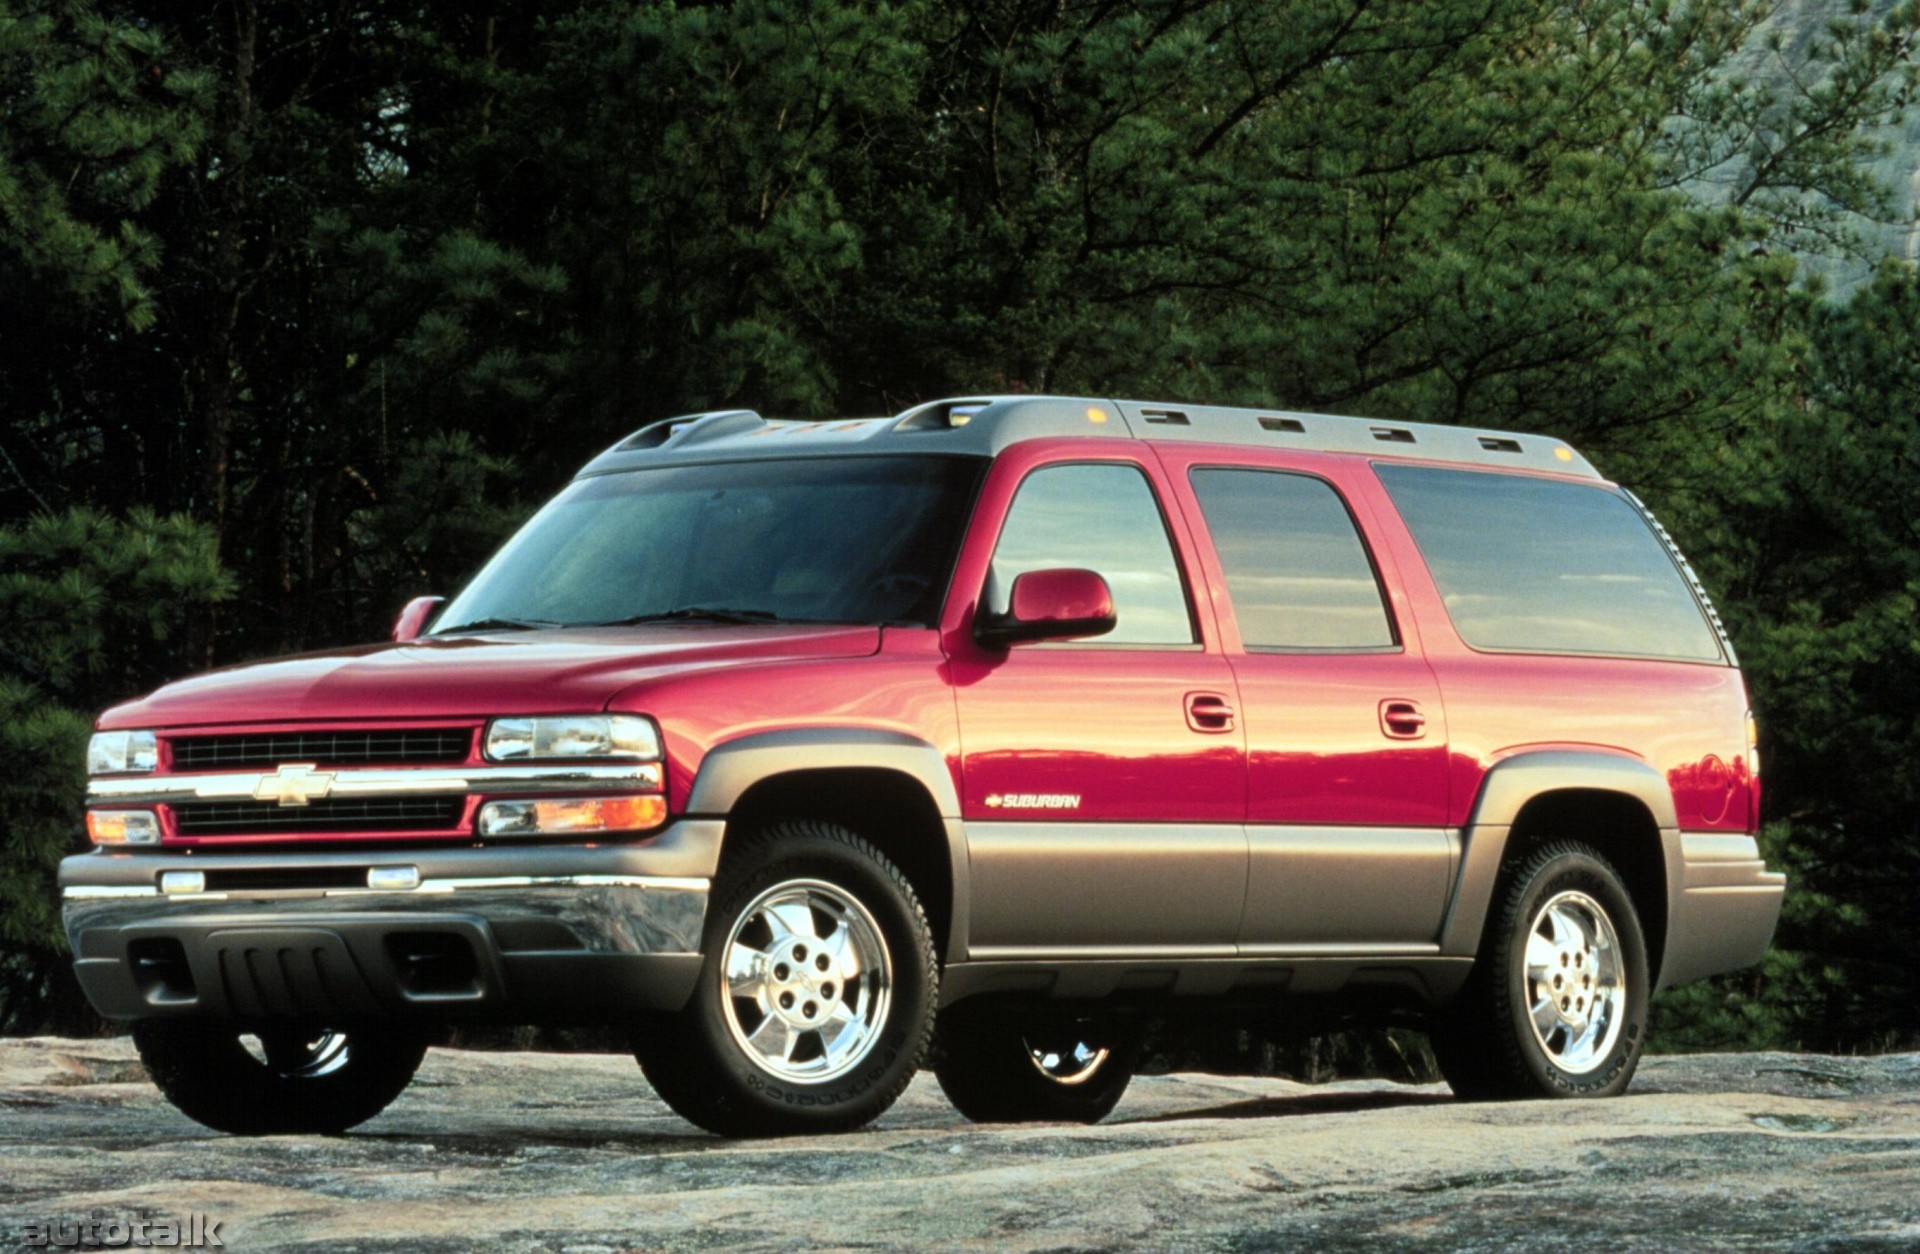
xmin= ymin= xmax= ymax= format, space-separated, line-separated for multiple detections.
xmin=1163 ymin=448 xmax=1454 ymax=948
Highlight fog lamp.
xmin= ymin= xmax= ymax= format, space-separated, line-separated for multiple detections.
xmin=477 ymin=795 xmax=667 ymax=838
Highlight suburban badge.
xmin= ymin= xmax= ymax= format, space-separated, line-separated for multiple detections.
xmin=983 ymin=793 xmax=1081 ymax=810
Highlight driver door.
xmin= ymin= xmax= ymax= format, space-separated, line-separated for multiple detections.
xmin=946 ymin=451 xmax=1247 ymax=955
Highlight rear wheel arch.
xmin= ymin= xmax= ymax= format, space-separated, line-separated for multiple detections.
xmin=1443 ymin=753 xmax=1680 ymax=985
xmin=1503 ymin=790 xmax=1669 ymax=983
xmin=688 ymin=732 xmax=964 ymax=962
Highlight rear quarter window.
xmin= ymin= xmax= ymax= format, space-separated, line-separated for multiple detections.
xmin=1374 ymin=463 xmax=1723 ymax=662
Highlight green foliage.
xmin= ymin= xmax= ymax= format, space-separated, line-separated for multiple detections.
xmin=1668 ymin=0 xmax=1920 ymax=252
xmin=0 ymin=507 xmax=232 ymax=705
xmin=0 ymin=0 xmax=209 ymax=328
xmin=0 ymin=679 xmax=90 ymax=1032
xmin=0 ymin=509 xmax=231 ymax=1031
xmin=1667 ymin=259 xmax=1920 ymax=1050
xmin=346 ymin=431 xmax=527 ymax=610
xmin=0 ymin=0 xmax=1914 ymax=1048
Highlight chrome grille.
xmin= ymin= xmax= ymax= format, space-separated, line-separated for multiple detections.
xmin=172 ymin=797 xmax=463 ymax=836
xmin=169 ymin=728 xmax=473 ymax=771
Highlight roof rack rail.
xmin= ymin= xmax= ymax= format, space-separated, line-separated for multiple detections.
xmin=615 ymin=409 xmax=764 ymax=452
xmin=574 ymin=395 xmax=1603 ymax=483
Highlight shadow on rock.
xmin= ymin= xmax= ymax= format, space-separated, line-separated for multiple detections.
xmin=1124 ymin=1087 xmax=1456 ymax=1124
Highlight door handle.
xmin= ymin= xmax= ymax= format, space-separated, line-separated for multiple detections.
xmin=1379 ymin=698 xmax=1427 ymax=740
xmin=1186 ymin=692 xmax=1237 ymax=733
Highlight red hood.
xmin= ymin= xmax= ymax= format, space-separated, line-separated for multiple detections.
xmin=98 ymin=624 xmax=883 ymax=729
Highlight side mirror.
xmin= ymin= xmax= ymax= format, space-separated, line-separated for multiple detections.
xmin=977 ymin=568 xmax=1116 ymax=649
xmin=392 ymin=596 xmax=445 ymax=643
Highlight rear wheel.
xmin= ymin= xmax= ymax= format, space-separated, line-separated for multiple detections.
xmin=132 ymin=1020 xmax=425 ymax=1134
xmin=1432 ymin=840 xmax=1648 ymax=1100
xmin=935 ymin=1006 xmax=1140 ymax=1124
xmin=633 ymin=820 xmax=937 ymax=1137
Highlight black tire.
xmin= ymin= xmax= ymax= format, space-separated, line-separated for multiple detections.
xmin=633 ymin=820 xmax=938 ymax=1137
xmin=1432 ymin=839 xmax=1650 ymax=1101
xmin=935 ymin=1004 xmax=1140 ymax=1124
xmin=132 ymin=1020 xmax=426 ymax=1134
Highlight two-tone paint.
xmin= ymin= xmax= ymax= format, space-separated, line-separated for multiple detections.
xmin=65 ymin=394 xmax=1783 ymax=1024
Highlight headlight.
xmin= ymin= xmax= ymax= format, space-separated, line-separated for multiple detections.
xmin=484 ymin=715 xmax=660 ymax=762
xmin=87 ymin=731 xmax=158 ymax=775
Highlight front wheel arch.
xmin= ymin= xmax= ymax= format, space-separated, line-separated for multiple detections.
xmin=634 ymin=819 xmax=940 ymax=1136
xmin=719 ymin=765 xmax=962 ymax=962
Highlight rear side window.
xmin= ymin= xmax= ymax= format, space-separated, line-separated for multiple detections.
xmin=989 ymin=463 xmax=1194 ymax=645
xmin=1374 ymin=464 xmax=1722 ymax=661
xmin=1190 ymin=469 xmax=1395 ymax=650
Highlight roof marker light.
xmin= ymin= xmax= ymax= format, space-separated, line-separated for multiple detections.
xmin=1086 ymin=407 xmax=1108 ymax=424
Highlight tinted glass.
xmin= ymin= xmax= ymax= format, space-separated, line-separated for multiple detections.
xmin=435 ymin=456 xmax=984 ymax=630
xmin=1191 ymin=469 xmax=1395 ymax=650
xmin=1375 ymin=464 xmax=1722 ymax=661
xmin=989 ymin=463 xmax=1193 ymax=645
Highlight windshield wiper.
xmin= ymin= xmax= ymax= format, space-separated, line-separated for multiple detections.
xmin=586 ymin=607 xmax=789 ymax=626
xmin=431 ymin=616 xmax=560 ymax=635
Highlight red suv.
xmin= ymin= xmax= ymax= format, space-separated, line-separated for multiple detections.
xmin=64 ymin=395 xmax=1783 ymax=1136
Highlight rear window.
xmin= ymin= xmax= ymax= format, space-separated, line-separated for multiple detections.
xmin=1374 ymin=464 xmax=1722 ymax=662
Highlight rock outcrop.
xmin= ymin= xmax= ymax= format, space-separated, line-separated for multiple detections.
xmin=2 ymin=1039 xmax=1916 ymax=1251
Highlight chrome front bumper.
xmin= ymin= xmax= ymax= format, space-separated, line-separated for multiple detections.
xmin=60 ymin=823 xmax=720 ymax=1022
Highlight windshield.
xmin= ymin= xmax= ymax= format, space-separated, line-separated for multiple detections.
xmin=433 ymin=455 xmax=986 ymax=632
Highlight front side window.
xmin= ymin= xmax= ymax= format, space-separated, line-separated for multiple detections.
xmin=1190 ymin=469 xmax=1396 ymax=650
xmin=1374 ymin=463 xmax=1723 ymax=661
xmin=987 ymin=462 xmax=1194 ymax=645
xmin=435 ymin=455 xmax=986 ymax=631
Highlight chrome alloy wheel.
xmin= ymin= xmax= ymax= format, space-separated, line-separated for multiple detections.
xmin=245 ymin=1029 xmax=353 ymax=1078
xmin=1525 ymin=890 xmax=1626 ymax=1075
xmin=1026 ymin=1037 xmax=1111 ymax=1086
xmin=720 ymin=878 xmax=893 ymax=1083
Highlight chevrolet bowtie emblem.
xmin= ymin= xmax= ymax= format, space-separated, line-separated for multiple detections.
xmin=254 ymin=763 xmax=336 ymax=807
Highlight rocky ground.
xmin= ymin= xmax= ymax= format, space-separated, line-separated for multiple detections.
xmin=2 ymin=1039 xmax=1916 ymax=1252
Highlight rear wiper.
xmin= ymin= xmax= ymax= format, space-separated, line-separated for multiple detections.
xmin=587 ymin=607 xmax=787 ymax=626
xmin=431 ymin=616 xmax=560 ymax=634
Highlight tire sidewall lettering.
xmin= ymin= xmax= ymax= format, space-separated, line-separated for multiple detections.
xmin=740 ymin=1042 xmax=898 ymax=1107
xmin=1510 ymin=853 xmax=1648 ymax=1097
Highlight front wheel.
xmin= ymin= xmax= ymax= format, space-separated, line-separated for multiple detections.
xmin=633 ymin=820 xmax=938 ymax=1137
xmin=935 ymin=1006 xmax=1140 ymax=1124
xmin=132 ymin=1020 xmax=426 ymax=1134
xmin=1432 ymin=840 xmax=1649 ymax=1100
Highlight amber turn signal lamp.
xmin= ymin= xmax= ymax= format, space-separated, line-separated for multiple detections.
xmin=88 ymin=809 xmax=161 ymax=846
xmin=476 ymin=795 xmax=667 ymax=838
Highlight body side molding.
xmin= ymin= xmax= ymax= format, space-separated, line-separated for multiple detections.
xmin=1438 ymin=751 xmax=1682 ymax=964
